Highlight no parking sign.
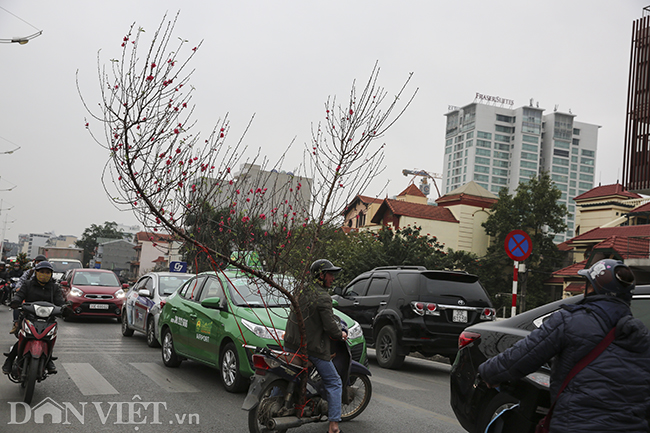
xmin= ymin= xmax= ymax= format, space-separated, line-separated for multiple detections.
xmin=504 ymin=230 xmax=532 ymax=261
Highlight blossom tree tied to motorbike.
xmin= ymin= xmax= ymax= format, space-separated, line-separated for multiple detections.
xmin=79 ymin=11 xmax=416 ymax=397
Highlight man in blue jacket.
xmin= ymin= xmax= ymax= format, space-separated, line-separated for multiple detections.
xmin=479 ymin=259 xmax=650 ymax=432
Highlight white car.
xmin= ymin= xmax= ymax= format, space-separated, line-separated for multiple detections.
xmin=121 ymin=272 xmax=193 ymax=346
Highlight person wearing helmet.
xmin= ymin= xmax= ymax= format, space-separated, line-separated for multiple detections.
xmin=478 ymin=259 xmax=650 ymax=432
xmin=284 ymin=259 xmax=347 ymax=433
xmin=8 ymin=255 xmax=48 ymax=334
xmin=2 ymin=261 xmax=66 ymax=375
xmin=0 ymin=262 xmax=8 ymax=304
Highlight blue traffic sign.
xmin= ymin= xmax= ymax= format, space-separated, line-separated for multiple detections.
xmin=504 ymin=230 xmax=533 ymax=261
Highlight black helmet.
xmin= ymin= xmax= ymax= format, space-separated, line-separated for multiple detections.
xmin=33 ymin=255 xmax=47 ymax=262
xmin=34 ymin=261 xmax=54 ymax=272
xmin=0 ymin=261 xmax=5 ymax=267
xmin=310 ymin=259 xmax=341 ymax=276
xmin=578 ymin=259 xmax=635 ymax=298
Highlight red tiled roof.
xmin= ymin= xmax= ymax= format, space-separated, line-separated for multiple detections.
xmin=569 ymin=225 xmax=650 ymax=243
xmin=573 ymin=183 xmax=641 ymax=201
xmin=397 ymin=184 xmax=426 ymax=198
xmin=565 ymin=282 xmax=586 ymax=293
xmin=135 ymin=231 xmax=173 ymax=243
xmin=591 ymin=235 xmax=650 ymax=259
xmin=551 ymin=260 xmax=588 ymax=277
xmin=557 ymin=241 xmax=573 ymax=251
xmin=152 ymin=256 xmax=167 ymax=263
xmin=357 ymin=195 xmax=384 ymax=205
xmin=371 ymin=199 xmax=458 ymax=224
xmin=630 ymin=201 xmax=650 ymax=213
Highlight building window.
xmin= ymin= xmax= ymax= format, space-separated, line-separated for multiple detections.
xmin=475 ymin=156 xmax=490 ymax=165
xmin=552 ymin=157 xmax=569 ymax=166
xmin=572 ymin=138 xmax=580 ymax=146
xmin=446 ymin=138 xmax=453 ymax=146
xmin=466 ymin=139 xmax=473 ymax=147
xmin=478 ymin=131 xmax=492 ymax=139
xmin=521 ymin=152 xmax=537 ymax=161
xmin=553 ymin=166 xmax=569 ymax=174
xmin=570 ymin=172 xmax=577 ymax=179
xmin=495 ymin=134 xmax=511 ymax=143
xmin=579 ymin=173 xmax=594 ymax=182
xmin=553 ymin=149 xmax=569 ymax=157
xmin=569 ymin=188 xmax=576 ymax=196
xmin=494 ymin=160 xmax=509 ymax=168
xmin=496 ymin=114 xmax=515 ymax=123
xmin=552 ymin=174 xmax=569 ymax=183
xmin=494 ymin=151 xmax=510 ymax=160
xmin=581 ymin=149 xmax=595 ymax=157
xmin=455 ymin=134 xmax=464 ymax=143
xmin=573 ymin=128 xmax=580 ymax=135
xmin=580 ymin=157 xmax=594 ymax=166
xmin=580 ymin=165 xmax=594 ymax=174
xmin=491 ymin=185 xmax=504 ymax=193
xmin=474 ymin=174 xmax=489 ymax=183
xmin=476 ymin=148 xmax=491 ymax=156
xmin=521 ymin=160 xmax=537 ymax=169
xmin=492 ymin=168 xmax=508 ymax=177
xmin=477 ymin=182 xmax=488 ymax=189
xmin=492 ymin=176 xmax=508 ymax=185
xmin=466 ymin=131 xmax=474 ymax=139
xmin=477 ymin=139 xmax=492 ymax=148
xmin=571 ymin=156 xmax=578 ymax=163
xmin=495 ymin=125 xmax=515 ymax=133
xmin=571 ymin=147 xmax=579 ymax=155
xmin=523 ymin=143 xmax=539 ymax=152
xmin=554 ymin=140 xmax=570 ymax=149
xmin=556 ymin=183 xmax=568 ymax=191
xmin=495 ymin=143 xmax=510 ymax=151
xmin=521 ymin=169 xmax=537 ymax=178
xmin=522 ymin=135 xmax=539 ymax=144
xmin=475 ymin=165 xmax=490 ymax=173
xmin=571 ymin=164 xmax=577 ymax=171
xmin=570 ymin=180 xmax=576 ymax=187
xmin=579 ymin=182 xmax=593 ymax=190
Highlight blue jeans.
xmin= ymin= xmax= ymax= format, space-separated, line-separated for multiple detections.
xmin=309 ymin=355 xmax=342 ymax=422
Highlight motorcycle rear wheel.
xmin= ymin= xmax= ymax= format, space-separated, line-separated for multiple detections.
xmin=341 ymin=373 xmax=372 ymax=421
xmin=248 ymin=379 xmax=288 ymax=433
xmin=22 ymin=357 xmax=39 ymax=404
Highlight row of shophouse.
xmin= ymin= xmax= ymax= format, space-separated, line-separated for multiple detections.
xmin=342 ymin=181 xmax=650 ymax=300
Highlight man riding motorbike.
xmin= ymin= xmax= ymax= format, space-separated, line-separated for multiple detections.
xmin=0 ymin=262 xmax=8 ymax=304
xmin=2 ymin=261 xmax=66 ymax=375
xmin=9 ymin=255 xmax=47 ymax=334
xmin=284 ymin=259 xmax=348 ymax=433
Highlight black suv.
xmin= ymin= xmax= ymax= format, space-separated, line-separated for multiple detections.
xmin=332 ymin=266 xmax=495 ymax=369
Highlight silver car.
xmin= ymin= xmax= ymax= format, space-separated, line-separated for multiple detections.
xmin=121 ymin=272 xmax=193 ymax=346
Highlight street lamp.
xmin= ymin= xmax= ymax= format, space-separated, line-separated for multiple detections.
xmin=0 ymin=30 xmax=42 ymax=44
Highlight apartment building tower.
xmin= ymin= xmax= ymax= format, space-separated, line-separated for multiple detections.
xmin=443 ymin=97 xmax=599 ymax=242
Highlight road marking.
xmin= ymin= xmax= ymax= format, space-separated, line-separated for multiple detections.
xmin=62 ymin=363 xmax=119 ymax=395
xmin=370 ymin=376 xmax=427 ymax=391
xmin=374 ymin=394 xmax=461 ymax=427
xmin=129 ymin=363 xmax=200 ymax=393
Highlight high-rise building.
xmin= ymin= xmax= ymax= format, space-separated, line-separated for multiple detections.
xmin=623 ymin=8 xmax=650 ymax=194
xmin=443 ymin=97 xmax=599 ymax=242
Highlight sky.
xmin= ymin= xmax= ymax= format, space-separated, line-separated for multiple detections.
xmin=0 ymin=0 xmax=647 ymax=244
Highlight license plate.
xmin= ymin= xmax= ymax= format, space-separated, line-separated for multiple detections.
xmin=452 ymin=309 xmax=468 ymax=323
xmin=89 ymin=304 xmax=109 ymax=310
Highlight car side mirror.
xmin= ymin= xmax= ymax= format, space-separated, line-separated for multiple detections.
xmin=138 ymin=289 xmax=152 ymax=298
xmin=201 ymin=297 xmax=222 ymax=309
xmin=332 ymin=286 xmax=343 ymax=296
xmin=60 ymin=281 xmax=69 ymax=287
xmin=122 ymin=283 xmax=129 ymax=289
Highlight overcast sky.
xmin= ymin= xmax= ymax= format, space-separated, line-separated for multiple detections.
xmin=0 ymin=0 xmax=647 ymax=244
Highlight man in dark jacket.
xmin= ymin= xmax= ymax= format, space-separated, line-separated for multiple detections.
xmin=479 ymin=259 xmax=650 ymax=433
xmin=2 ymin=261 xmax=65 ymax=375
xmin=284 ymin=259 xmax=347 ymax=433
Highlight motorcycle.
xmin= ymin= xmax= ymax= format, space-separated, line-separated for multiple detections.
xmin=4 ymin=301 xmax=63 ymax=404
xmin=242 ymin=338 xmax=372 ymax=432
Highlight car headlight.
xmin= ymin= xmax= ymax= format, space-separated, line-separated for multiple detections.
xmin=241 ymin=318 xmax=285 ymax=341
xmin=34 ymin=305 xmax=54 ymax=318
xmin=347 ymin=321 xmax=362 ymax=340
xmin=114 ymin=289 xmax=126 ymax=299
xmin=70 ymin=287 xmax=84 ymax=297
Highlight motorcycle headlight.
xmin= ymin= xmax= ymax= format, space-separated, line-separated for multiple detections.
xmin=241 ymin=319 xmax=285 ymax=341
xmin=114 ymin=289 xmax=126 ymax=299
xmin=34 ymin=305 xmax=54 ymax=318
xmin=347 ymin=321 xmax=362 ymax=340
xmin=70 ymin=287 xmax=84 ymax=297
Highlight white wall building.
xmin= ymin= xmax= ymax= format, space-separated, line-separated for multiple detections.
xmin=443 ymin=98 xmax=599 ymax=242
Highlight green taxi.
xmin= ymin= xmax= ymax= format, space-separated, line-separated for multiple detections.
xmin=158 ymin=271 xmax=367 ymax=392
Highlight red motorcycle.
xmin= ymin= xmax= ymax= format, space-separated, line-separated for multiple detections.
xmin=6 ymin=301 xmax=63 ymax=403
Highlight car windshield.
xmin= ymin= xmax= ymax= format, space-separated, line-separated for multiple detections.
xmin=228 ymin=276 xmax=291 ymax=308
xmin=51 ymin=261 xmax=82 ymax=273
xmin=158 ymin=275 xmax=193 ymax=296
xmin=420 ymin=272 xmax=487 ymax=299
xmin=73 ymin=271 xmax=120 ymax=287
